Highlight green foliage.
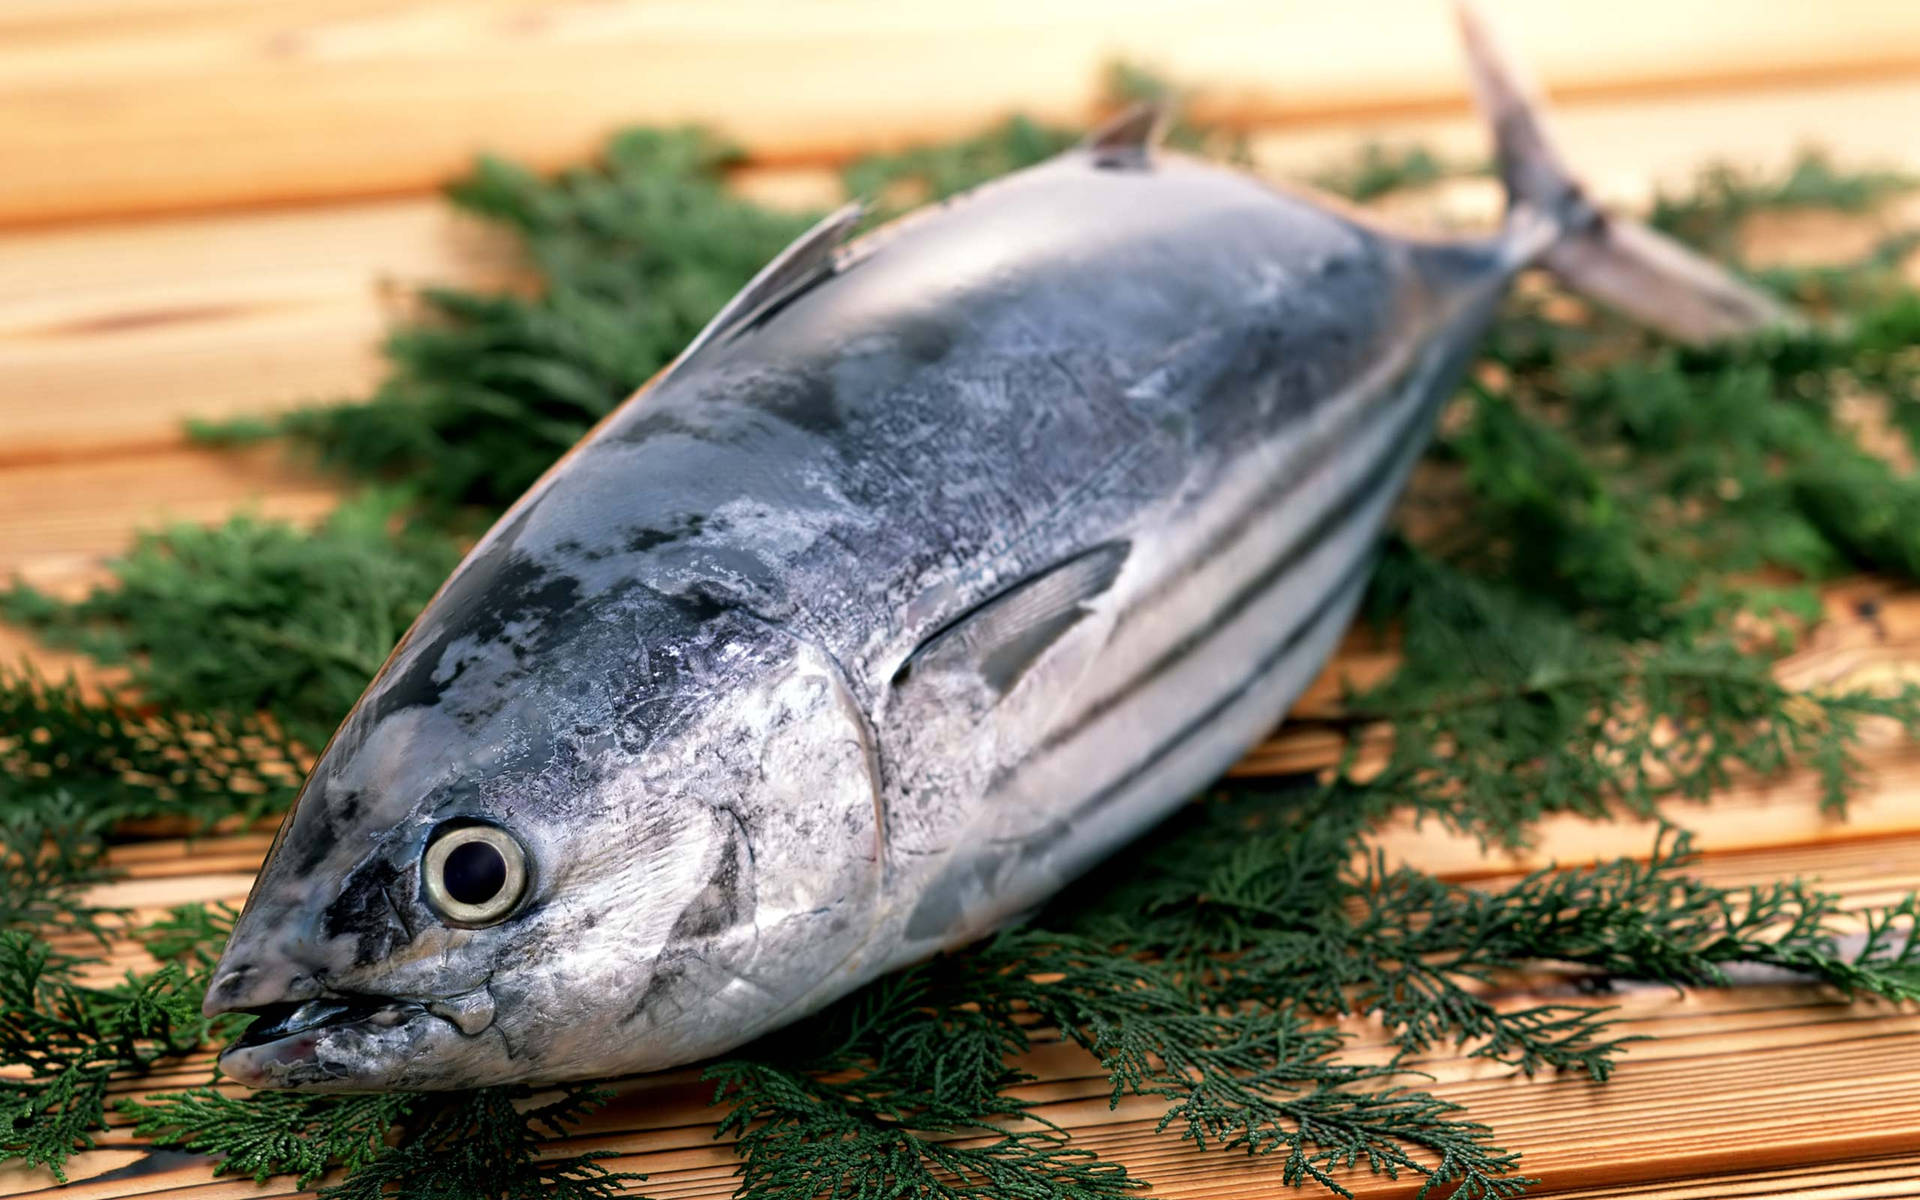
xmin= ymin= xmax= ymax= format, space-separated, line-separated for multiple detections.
xmin=1311 ymin=142 xmax=1475 ymax=203
xmin=710 ymin=806 xmax=1920 ymax=1200
xmin=0 ymin=793 xmax=117 ymax=941
xmin=127 ymin=1085 xmax=635 ymax=1200
xmin=0 ymin=666 xmax=300 ymax=942
xmin=1651 ymin=148 xmax=1919 ymax=258
xmin=1469 ymin=299 xmax=1920 ymax=597
xmin=710 ymin=886 xmax=1522 ymax=1200
xmin=312 ymin=1087 xmax=638 ymax=1200
xmin=125 ymin=1090 xmax=414 ymax=1187
xmin=1065 ymin=802 xmax=1920 ymax=1071
xmin=0 ymin=665 xmax=296 ymax=1180
xmin=0 ymin=905 xmax=233 ymax=1180
xmin=0 ymin=667 xmax=299 ymax=827
xmin=1 ymin=493 xmax=460 ymax=748
xmin=714 ymin=1053 xmax=1137 ymax=1200
xmin=7 ymin=86 xmax=1920 ymax=1200
xmin=1346 ymin=244 xmax=1920 ymax=845
xmin=1354 ymin=544 xmax=1920 ymax=841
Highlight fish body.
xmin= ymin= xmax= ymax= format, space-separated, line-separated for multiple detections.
xmin=205 ymin=7 xmax=1788 ymax=1089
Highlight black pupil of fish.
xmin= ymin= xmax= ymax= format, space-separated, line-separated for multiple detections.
xmin=443 ymin=840 xmax=507 ymax=906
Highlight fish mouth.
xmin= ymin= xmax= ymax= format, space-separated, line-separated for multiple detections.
xmin=217 ymin=985 xmax=498 ymax=1089
xmin=225 ymin=994 xmax=424 ymax=1052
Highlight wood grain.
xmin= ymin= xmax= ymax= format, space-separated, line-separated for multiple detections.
xmin=0 ymin=445 xmax=336 ymax=588
xmin=0 ymin=200 xmax=524 ymax=464
xmin=4 ymin=0 xmax=1920 ymax=227
xmin=4 ymin=75 xmax=1919 ymax=473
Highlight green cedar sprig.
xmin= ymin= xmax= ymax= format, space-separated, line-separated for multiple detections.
xmin=189 ymin=130 xmax=818 ymax=515
xmin=124 ymin=1089 xmax=415 ymax=1188
xmin=1650 ymin=148 xmax=1920 ymax=261
xmin=1 ymin=492 xmax=460 ymax=749
xmin=0 ymin=904 xmax=235 ymax=1179
xmin=1310 ymin=143 xmax=1479 ymax=203
xmin=704 ymin=805 xmax=1920 ymax=1200
xmin=126 ymin=1085 xmax=638 ymax=1200
xmin=1352 ymin=544 xmax=1920 ymax=842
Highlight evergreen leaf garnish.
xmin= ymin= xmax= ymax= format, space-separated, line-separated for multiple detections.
xmin=0 ymin=907 xmax=233 ymax=1180
xmin=1 ymin=492 xmax=460 ymax=749
xmin=124 ymin=1089 xmax=415 ymax=1188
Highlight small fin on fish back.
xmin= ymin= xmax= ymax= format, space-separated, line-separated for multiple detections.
xmin=1082 ymin=102 xmax=1169 ymax=169
xmin=1456 ymin=0 xmax=1800 ymax=344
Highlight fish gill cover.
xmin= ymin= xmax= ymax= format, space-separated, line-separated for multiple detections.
xmin=6 ymin=72 xmax=1920 ymax=1200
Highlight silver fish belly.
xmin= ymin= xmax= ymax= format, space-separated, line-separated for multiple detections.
xmin=202 ymin=6 xmax=1790 ymax=1090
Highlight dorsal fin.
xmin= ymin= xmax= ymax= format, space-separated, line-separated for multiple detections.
xmin=679 ymin=201 xmax=866 ymax=361
xmin=1081 ymin=102 xmax=1168 ymax=168
xmin=893 ymin=542 xmax=1129 ymax=699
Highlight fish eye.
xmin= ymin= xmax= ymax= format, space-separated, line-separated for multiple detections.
xmin=422 ymin=825 xmax=528 ymax=926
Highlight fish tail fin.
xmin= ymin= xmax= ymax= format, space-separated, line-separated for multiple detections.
xmin=1454 ymin=0 xmax=1800 ymax=344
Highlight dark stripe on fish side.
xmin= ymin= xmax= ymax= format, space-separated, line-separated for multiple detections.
xmin=1037 ymin=370 xmax=1439 ymax=760
xmin=1119 ymin=337 xmax=1424 ymax=625
xmin=1063 ymin=543 xmax=1377 ymax=825
xmin=903 ymin=547 xmax=1374 ymax=944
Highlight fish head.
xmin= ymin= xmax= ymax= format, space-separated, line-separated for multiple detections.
xmin=204 ymin=583 xmax=886 ymax=1091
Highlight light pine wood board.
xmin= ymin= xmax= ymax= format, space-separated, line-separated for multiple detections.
xmin=4 ymin=0 xmax=1920 ymax=227
xmin=4 ymin=75 xmax=1918 ymax=466
xmin=0 ymin=199 xmax=526 ymax=465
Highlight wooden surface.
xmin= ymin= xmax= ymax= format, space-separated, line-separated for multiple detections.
xmin=7 ymin=2 xmax=1920 ymax=1196
xmin=16 ymin=754 xmax=1920 ymax=1200
xmin=6 ymin=0 xmax=1920 ymax=227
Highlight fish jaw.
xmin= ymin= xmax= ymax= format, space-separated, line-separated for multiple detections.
xmin=216 ymin=989 xmax=492 ymax=1090
xmin=205 ymin=891 xmax=510 ymax=1090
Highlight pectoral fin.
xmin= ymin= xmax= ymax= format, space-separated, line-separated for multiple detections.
xmin=895 ymin=542 xmax=1130 ymax=699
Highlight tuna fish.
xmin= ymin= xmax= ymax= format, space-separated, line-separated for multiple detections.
xmin=204 ymin=5 xmax=1790 ymax=1089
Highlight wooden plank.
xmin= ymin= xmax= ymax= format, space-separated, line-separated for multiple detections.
xmin=1544 ymin=1154 xmax=1920 ymax=1199
xmin=4 ymin=57 xmax=1920 ymax=1200
xmin=4 ymin=0 xmax=1920 ymax=227
xmin=0 ymin=446 xmax=337 ymax=590
xmin=3 ymin=76 xmax=1917 ymax=470
xmin=9 ymin=831 xmax=1920 ymax=1200
xmin=1248 ymin=74 xmax=1920 ymax=217
xmin=0 ymin=200 xmax=524 ymax=464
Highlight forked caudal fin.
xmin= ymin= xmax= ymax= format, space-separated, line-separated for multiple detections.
xmin=1455 ymin=1 xmax=1802 ymax=345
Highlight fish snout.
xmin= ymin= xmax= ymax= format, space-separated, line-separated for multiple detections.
xmin=201 ymin=948 xmax=325 ymax=1019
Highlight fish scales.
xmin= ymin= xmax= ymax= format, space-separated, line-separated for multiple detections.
xmin=203 ymin=5 xmax=1795 ymax=1089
